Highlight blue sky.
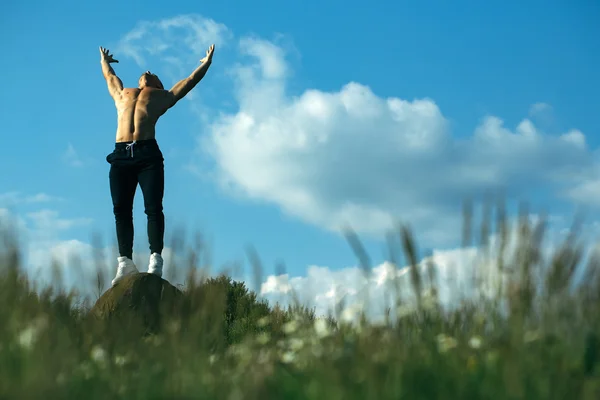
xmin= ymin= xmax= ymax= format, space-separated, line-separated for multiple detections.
xmin=1 ymin=0 xmax=600 ymax=315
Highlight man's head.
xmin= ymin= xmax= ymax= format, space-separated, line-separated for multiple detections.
xmin=138 ymin=71 xmax=164 ymax=90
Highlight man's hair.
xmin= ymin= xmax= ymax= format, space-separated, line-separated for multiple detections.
xmin=140 ymin=71 xmax=164 ymax=89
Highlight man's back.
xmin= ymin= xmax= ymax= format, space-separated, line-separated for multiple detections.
xmin=114 ymin=87 xmax=173 ymax=143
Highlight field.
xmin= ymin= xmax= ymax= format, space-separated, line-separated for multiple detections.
xmin=1 ymin=209 xmax=599 ymax=399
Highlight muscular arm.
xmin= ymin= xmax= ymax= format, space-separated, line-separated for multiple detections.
xmin=101 ymin=59 xmax=123 ymax=99
xmin=168 ymin=59 xmax=212 ymax=105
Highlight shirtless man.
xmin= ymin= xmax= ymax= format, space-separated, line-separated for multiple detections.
xmin=99 ymin=44 xmax=215 ymax=285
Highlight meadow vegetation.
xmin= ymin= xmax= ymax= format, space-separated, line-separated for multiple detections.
xmin=1 ymin=203 xmax=599 ymax=399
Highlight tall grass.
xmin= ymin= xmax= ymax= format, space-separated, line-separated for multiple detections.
xmin=1 ymin=203 xmax=599 ymax=399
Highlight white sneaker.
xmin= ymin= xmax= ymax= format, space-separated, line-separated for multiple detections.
xmin=111 ymin=256 xmax=139 ymax=286
xmin=148 ymin=252 xmax=163 ymax=277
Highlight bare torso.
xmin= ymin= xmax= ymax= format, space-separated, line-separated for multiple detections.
xmin=114 ymin=88 xmax=173 ymax=143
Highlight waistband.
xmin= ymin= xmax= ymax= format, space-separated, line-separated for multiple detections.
xmin=114 ymin=138 xmax=158 ymax=149
xmin=114 ymin=138 xmax=159 ymax=158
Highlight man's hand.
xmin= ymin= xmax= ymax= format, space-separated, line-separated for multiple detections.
xmin=99 ymin=46 xmax=123 ymax=98
xmin=200 ymin=44 xmax=215 ymax=64
xmin=99 ymin=47 xmax=119 ymax=63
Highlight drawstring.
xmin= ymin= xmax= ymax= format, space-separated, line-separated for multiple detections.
xmin=125 ymin=140 xmax=136 ymax=158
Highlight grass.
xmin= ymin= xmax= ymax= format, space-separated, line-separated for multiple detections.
xmin=1 ymin=203 xmax=600 ymax=399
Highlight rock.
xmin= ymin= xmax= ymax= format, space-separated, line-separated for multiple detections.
xmin=90 ymin=273 xmax=183 ymax=335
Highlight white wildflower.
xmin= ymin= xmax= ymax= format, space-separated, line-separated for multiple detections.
xmin=288 ymin=338 xmax=304 ymax=352
xmin=16 ymin=315 xmax=48 ymax=350
xmin=257 ymin=316 xmax=270 ymax=328
xmin=436 ymin=334 xmax=458 ymax=353
xmin=17 ymin=326 xmax=37 ymax=350
xmin=256 ymin=332 xmax=271 ymax=345
xmin=341 ymin=306 xmax=359 ymax=323
xmin=314 ymin=319 xmax=331 ymax=338
xmin=283 ymin=320 xmax=299 ymax=334
xmin=468 ymin=336 xmax=483 ymax=349
xmin=91 ymin=345 xmax=107 ymax=365
xmin=281 ymin=351 xmax=296 ymax=364
xmin=114 ymin=355 xmax=127 ymax=367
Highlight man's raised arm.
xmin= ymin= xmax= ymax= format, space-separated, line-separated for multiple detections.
xmin=99 ymin=47 xmax=123 ymax=99
xmin=169 ymin=44 xmax=215 ymax=105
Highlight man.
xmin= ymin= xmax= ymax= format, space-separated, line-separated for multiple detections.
xmin=99 ymin=44 xmax=215 ymax=285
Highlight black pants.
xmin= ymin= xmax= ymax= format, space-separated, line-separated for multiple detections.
xmin=106 ymin=139 xmax=165 ymax=259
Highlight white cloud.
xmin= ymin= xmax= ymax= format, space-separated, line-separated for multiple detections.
xmin=259 ymin=247 xmax=490 ymax=321
xmin=115 ymin=14 xmax=232 ymax=87
xmin=1 ymin=205 xmax=99 ymax=292
xmin=62 ymin=143 xmax=85 ymax=167
xmin=258 ymin=219 xmax=582 ymax=322
xmin=529 ymin=102 xmax=552 ymax=117
xmin=0 ymin=191 xmax=62 ymax=207
xmin=528 ymin=102 xmax=559 ymax=133
xmin=1 ymin=196 xmax=100 ymax=294
xmin=566 ymin=177 xmax=600 ymax=206
xmin=237 ymin=37 xmax=288 ymax=80
xmin=203 ymin=40 xmax=596 ymax=244
xmin=1 ymin=201 xmax=196 ymax=299
xmin=25 ymin=193 xmax=60 ymax=203
xmin=261 ymin=274 xmax=293 ymax=295
xmin=26 ymin=209 xmax=93 ymax=235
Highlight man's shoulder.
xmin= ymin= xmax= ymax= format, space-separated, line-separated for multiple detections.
xmin=140 ymin=88 xmax=173 ymax=96
xmin=121 ymin=87 xmax=169 ymax=98
xmin=121 ymin=88 xmax=141 ymax=96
